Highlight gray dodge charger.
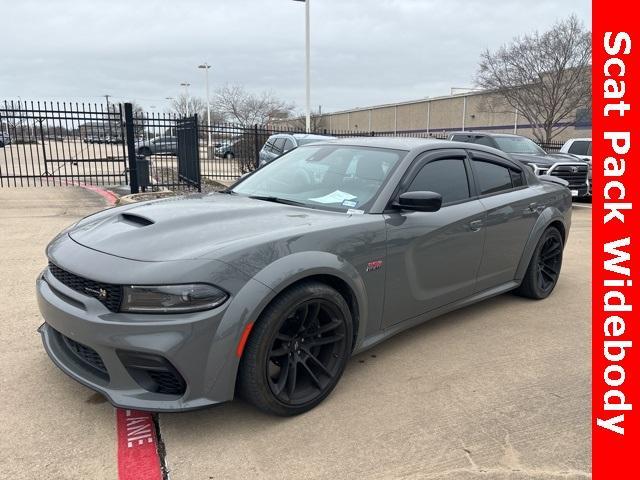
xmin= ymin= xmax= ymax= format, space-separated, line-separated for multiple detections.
xmin=37 ymin=137 xmax=571 ymax=416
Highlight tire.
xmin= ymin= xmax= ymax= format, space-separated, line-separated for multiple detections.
xmin=138 ymin=147 xmax=151 ymax=157
xmin=238 ymin=281 xmax=353 ymax=416
xmin=0 ymin=141 xmax=4 ymax=148
xmin=225 ymin=152 xmax=234 ymax=160
xmin=515 ymin=226 xmax=564 ymax=299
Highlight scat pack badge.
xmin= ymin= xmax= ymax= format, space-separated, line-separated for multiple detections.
xmin=366 ymin=260 xmax=383 ymax=272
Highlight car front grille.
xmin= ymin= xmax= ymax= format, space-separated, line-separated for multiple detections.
xmin=549 ymin=164 xmax=589 ymax=188
xmin=61 ymin=333 xmax=110 ymax=380
xmin=48 ymin=262 xmax=122 ymax=312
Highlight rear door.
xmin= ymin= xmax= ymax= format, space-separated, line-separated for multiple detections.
xmin=467 ymin=150 xmax=540 ymax=291
xmin=382 ymin=149 xmax=486 ymax=327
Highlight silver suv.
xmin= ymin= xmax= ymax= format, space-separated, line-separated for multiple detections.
xmin=259 ymin=133 xmax=336 ymax=167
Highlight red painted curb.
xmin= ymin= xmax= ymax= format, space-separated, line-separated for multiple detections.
xmin=76 ymin=183 xmax=119 ymax=205
xmin=116 ymin=409 xmax=163 ymax=480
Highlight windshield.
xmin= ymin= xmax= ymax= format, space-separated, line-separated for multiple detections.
xmin=232 ymin=145 xmax=405 ymax=212
xmin=493 ymin=136 xmax=546 ymax=155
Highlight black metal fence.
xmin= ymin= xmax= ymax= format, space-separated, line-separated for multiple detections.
xmin=537 ymin=140 xmax=564 ymax=153
xmin=0 ymin=100 xmax=128 ymax=187
xmin=1 ymin=99 xmax=569 ymax=192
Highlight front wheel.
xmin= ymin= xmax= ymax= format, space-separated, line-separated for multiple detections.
xmin=224 ymin=152 xmax=234 ymax=160
xmin=515 ymin=226 xmax=563 ymax=299
xmin=238 ymin=281 xmax=353 ymax=416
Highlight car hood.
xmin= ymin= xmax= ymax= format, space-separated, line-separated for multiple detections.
xmin=68 ymin=194 xmax=347 ymax=261
xmin=510 ymin=152 xmax=584 ymax=166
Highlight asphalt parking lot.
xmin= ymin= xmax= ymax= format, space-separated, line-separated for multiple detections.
xmin=0 ymin=187 xmax=591 ymax=479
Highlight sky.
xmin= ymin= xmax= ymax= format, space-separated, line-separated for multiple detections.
xmin=0 ymin=0 xmax=591 ymax=115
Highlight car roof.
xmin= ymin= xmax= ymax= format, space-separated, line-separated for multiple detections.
xmin=448 ymin=131 xmax=523 ymax=138
xmin=291 ymin=133 xmax=336 ymax=140
xmin=311 ymin=136 xmax=442 ymax=150
xmin=564 ymin=137 xmax=592 ymax=142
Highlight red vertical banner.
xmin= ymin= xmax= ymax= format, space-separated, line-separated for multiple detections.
xmin=592 ymin=0 xmax=639 ymax=477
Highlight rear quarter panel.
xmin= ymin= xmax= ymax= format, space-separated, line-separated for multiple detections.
xmin=514 ymin=181 xmax=572 ymax=281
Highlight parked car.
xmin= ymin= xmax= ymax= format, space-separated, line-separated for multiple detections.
xmin=38 ymin=137 xmax=571 ymax=416
xmin=214 ymin=139 xmax=239 ymax=159
xmin=559 ymin=138 xmax=592 ymax=196
xmin=135 ymin=136 xmax=178 ymax=156
xmin=559 ymin=137 xmax=591 ymax=161
xmin=447 ymin=132 xmax=591 ymax=198
xmin=259 ymin=133 xmax=337 ymax=166
xmin=84 ymin=135 xmax=104 ymax=144
xmin=0 ymin=132 xmax=10 ymax=147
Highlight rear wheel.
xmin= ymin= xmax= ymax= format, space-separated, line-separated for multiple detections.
xmin=224 ymin=152 xmax=234 ymax=160
xmin=515 ymin=226 xmax=563 ymax=299
xmin=238 ymin=281 xmax=352 ymax=416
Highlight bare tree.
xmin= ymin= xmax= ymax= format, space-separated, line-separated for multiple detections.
xmin=476 ymin=15 xmax=591 ymax=143
xmin=170 ymin=94 xmax=207 ymax=119
xmin=215 ymin=84 xmax=294 ymax=126
xmin=289 ymin=109 xmax=325 ymax=132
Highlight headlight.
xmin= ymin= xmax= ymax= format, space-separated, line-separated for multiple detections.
xmin=120 ymin=284 xmax=228 ymax=313
xmin=527 ymin=163 xmax=548 ymax=175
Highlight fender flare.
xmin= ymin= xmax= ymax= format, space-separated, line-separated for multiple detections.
xmin=251 ymin=251 xmax=369 ymax=345
xmin=206 ymin=252 xmax=368 ymax=401
xmin=514 ymin=206 xmax=568 ymax=281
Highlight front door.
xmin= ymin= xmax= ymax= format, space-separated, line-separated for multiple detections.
xmin=382 ymin=150 xmax=486 ymax=328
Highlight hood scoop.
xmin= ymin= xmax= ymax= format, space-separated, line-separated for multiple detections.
xmin=120 ymin=213 xmax=154 ymax=227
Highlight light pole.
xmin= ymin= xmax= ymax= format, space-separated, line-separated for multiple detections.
xmin=180 ymin=82 xmax=191 ymax=116
xmin=294 ymin=0 xmax=311 ymax=132
xmin=198 ymin=63 xmax=212 ymax=156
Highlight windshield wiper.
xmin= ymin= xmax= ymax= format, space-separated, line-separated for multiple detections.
xmin=248 ymin=195 xmax=307 ymax=207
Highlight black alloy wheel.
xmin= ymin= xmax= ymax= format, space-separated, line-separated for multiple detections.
xmin=267 ymin=299 xmax=348 ymax=406
xmin=515 ymin=226 xmax=563 ymax=299
xmin=536 ymin=233 xmax=562 ymax=293
xmin=238 ymin=281 xmax=352 ymax=416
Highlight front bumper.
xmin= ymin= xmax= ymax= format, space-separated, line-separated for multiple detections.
xmin=37 ymin=271 xmax=230 ymax=411
xmin=36 ymin=240 xmax=273 ymax=412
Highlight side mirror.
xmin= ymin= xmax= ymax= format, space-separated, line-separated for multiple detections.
xmin=394 ymin=191 xmax=442 ymax=212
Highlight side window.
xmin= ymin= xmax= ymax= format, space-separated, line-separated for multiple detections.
xmin=568 ymin=140 xmax=590 ymax=156
xmin=406 ymin=159 xmax=470 ymax=205
xmin=273 ymin=138 xmax=286 ymax=154
xmin=451 ymin=134 xmax=471 ymax=142
xmin=473 ymin=160 xmax=513 ymax=195
xmin=510 ymin=169 xmax=525 ymax=188
xmin=283 ymin=138 xmax=295 ymax=152
xmin=264 ymin=139 xmax=276 ymax=153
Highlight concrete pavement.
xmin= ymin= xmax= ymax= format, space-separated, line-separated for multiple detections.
xmin=0 ymin=187 xmax=591 ymax=479
xmin=0 ymin=187 xmax=117 ymax=479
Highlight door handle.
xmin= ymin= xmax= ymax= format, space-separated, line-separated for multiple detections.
xmin=469 ymin=219 xmax=483 ymax=231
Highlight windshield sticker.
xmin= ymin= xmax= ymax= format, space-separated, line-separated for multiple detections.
xmin=342 ymin=199 xmax=358 ymax=208
xmin=309 ymin=190 xmax=357 ymax=204
xmin=346 ymin=208 xmax=365 ymax=215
